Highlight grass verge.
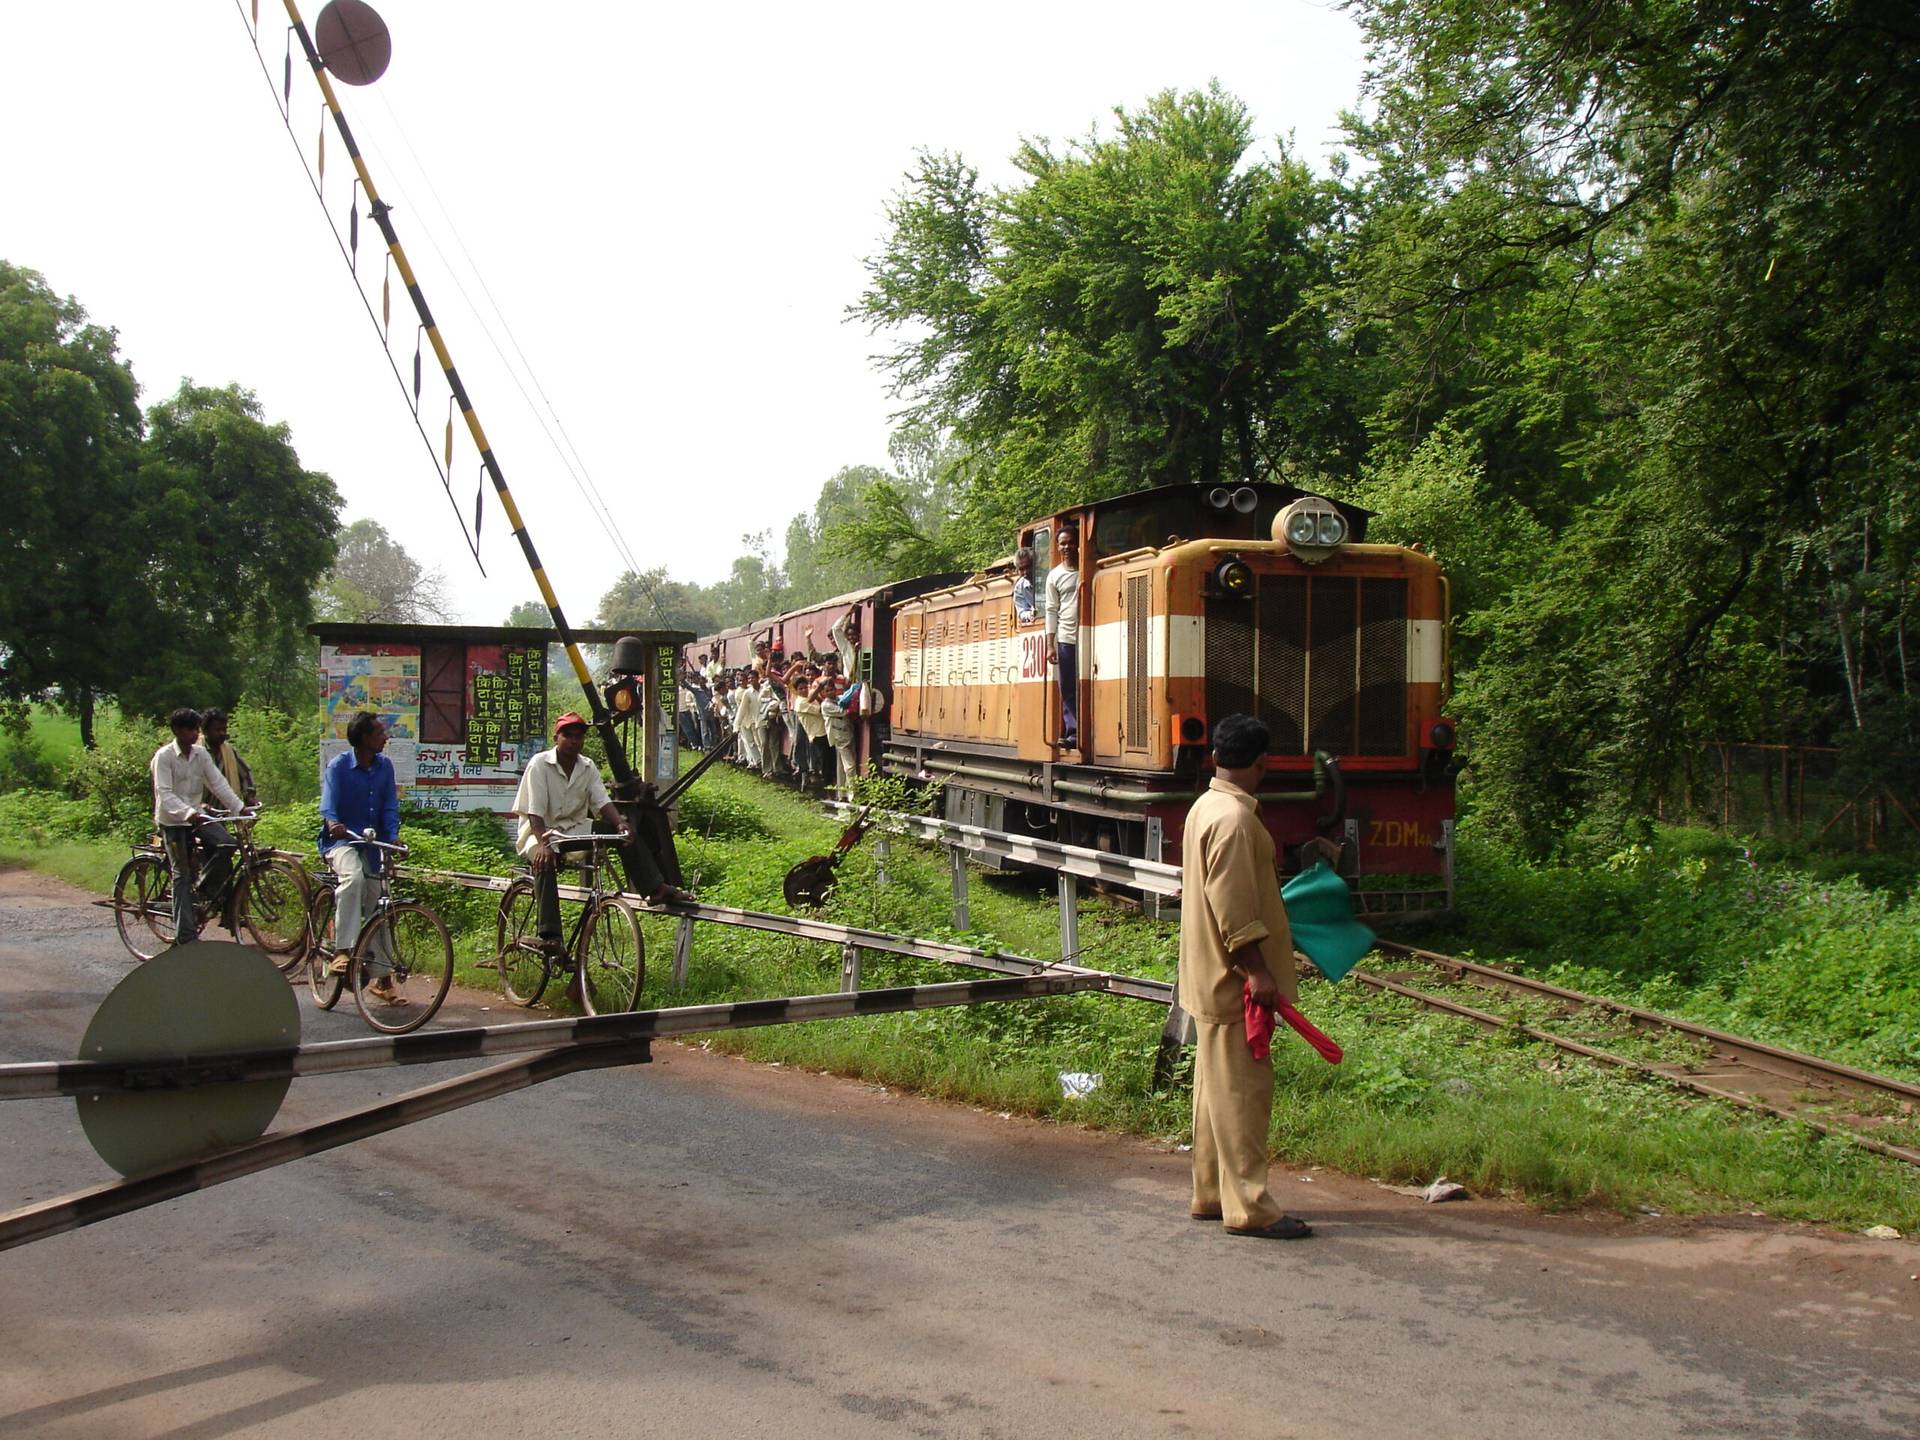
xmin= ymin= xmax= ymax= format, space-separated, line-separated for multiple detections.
xmin=4 ymin=763 xmax=1916 ymax=1234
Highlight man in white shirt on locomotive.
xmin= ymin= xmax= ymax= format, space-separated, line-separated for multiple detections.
xmin=149 ymin=707 xmax=244 ymax=944
xmin=1044 ymin=527 xmax=1082 ymax=750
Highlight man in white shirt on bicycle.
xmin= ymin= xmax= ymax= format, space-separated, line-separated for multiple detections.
xmin=513 ymin=711 xmax=633 ymax=959
xmin=149 ymin=707 xmax=244 ymax=944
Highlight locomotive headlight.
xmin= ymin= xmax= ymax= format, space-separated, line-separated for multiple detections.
xmin=1275 ymin=497 xmax=1349 ymax=565
xmin=1213 ymin=557 xmax=1254 ymax=595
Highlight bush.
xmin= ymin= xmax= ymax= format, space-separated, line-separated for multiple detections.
xmin=0 ymin=787 xmax=99 ymax=848
xmin=67 ymin=717 xmax=167 ymax=844
xmin=0 ymin=737 xmax=60 ymax=793
xmin=228 ymin=704 xmax=318 ymax=808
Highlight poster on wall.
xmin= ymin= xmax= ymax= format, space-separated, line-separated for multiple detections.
xmin=320 ymin=645 xmax=422 ymax=741
xmin=466 ymin=646 xmax=546 ymax=766
xmin=410 ymin=744 xmax=523 ymax=813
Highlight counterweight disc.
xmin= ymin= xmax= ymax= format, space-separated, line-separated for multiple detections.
xmin=315 ymin=0 xmax=392 ymax=86
xmin=77 ymin=942 xmax=300 ymax=1177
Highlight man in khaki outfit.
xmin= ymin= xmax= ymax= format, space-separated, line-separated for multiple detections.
xmin=1180 ymin=713 xmax=1313 ymax=1239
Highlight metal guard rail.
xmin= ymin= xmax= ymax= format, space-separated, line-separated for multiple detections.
xmin=823 ymin=802 xmax=1184 ymax=898
xmin=395 ymin=865 xmax=1177 ymax=1007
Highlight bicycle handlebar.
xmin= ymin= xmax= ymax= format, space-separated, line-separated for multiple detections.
xmin=340 ymin=828 xmax=409 ymax=857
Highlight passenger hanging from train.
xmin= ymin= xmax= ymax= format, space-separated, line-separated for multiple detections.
xmin=700 ymin=662 xmax=724 ymax=750
xmin=783 ymin=661 xmax=813 ymax=788
xmin=796 ymin=675 xmax=830 ymax=795
xmin=677 ymin=660 xmax=705 ymax=751
xmin=1012 ymin=546 xmax=1038 ymax=624
xmin=731 ymin=669 xmax=763 ymax=769
xmin=756 ymin=670 xmax=784 ymax=780
xmin=1045 ymin=528 xmax=1081 ymax=749
xmin=821 ymin=674 xmax=858 ymax=801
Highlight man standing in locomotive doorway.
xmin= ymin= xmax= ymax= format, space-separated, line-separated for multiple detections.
xmin=1179 ymin=713 xmax=1313 ymax=1240
xmin=1045 ymin=528 xmax=1081 ymax=749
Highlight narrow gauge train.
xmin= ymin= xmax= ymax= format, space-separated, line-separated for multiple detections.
xmin=691 ymin=482 xmax=1458 ymax=916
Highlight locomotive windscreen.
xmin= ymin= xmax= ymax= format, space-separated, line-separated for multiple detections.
xmin=1206 ymin=576 xmax=1408 ymax=757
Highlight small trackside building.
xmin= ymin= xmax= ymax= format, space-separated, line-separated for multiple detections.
xmin=307 ymin=622 xmax=691 ymax=815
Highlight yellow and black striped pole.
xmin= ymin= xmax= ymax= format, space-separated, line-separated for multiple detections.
xmin=281 ymin=0 xmax=637 ymax=792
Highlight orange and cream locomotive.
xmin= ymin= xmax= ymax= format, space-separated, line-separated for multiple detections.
xmin=691 ymin=482 xmax=1458 ymax=916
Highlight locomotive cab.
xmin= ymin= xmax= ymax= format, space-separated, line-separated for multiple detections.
xmin=886 ymin=482 xmax=1457 ymax=918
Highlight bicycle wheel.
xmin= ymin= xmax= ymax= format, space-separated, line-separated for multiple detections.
xmin=351 ymin=901 xmax=454 ymax=1034
xmin=112 ymin=854 xmax=174 ymax=962
xmin=306 ymin=887 xmax=345 ymax=1010
xmin=496 ymin=876 xmax=548 ymax=1007
xmin=238 ymin=858 xmax=311 ymax=971
xmin=579 ymin=895 xmax=644 ymax=1016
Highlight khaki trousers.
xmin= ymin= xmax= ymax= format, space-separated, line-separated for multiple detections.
xmin=1191 ymin=1018 xmax=1281 ymax=1229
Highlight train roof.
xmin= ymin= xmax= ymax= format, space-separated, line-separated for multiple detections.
xmin=690 ymin=573 xmax=972 ymax=649
xmin=1065 ymin=480 xmax=1373 ymax=521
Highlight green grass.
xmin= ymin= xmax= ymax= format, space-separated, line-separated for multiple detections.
xmin=0 ymin=839 xmax=123 ymax=894
xmin=26 ymin=705 xmax=89 ymax=768
xmin=4 ymin=759 xmax=1917 ymax=1233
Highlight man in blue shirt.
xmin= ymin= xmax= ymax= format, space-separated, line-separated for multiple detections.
xmin=319 ymin=711 xmax=402 ymax=992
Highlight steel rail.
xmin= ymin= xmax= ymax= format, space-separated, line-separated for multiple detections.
xmin=0 ymin=975 xmax=1103 ymax=1102
xmin=1346 ymin=965 xmax=1920 ymax=1168
xmin=1371 ymin=940 xmax=1920 ymax=1105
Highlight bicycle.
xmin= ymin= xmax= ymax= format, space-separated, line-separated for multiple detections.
xmin=495 ymin=833 xmax=645 ymax=1016
xmin=304 ymin=833 xmax=454 ymax=1034
xmin=112 ymin=807 xmax=311 ymax=968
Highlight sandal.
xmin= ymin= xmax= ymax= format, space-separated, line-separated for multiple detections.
xmin=1225 ymin=1215 xmax=1313 ymax=1240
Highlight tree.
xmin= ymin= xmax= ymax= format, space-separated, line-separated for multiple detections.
xmin=781 ymin=465 xmax=917 ymax=606
xmin=1337 ymin=0 xmax=1920 ymax=846
xmin=856 ymin=86 xmax=1359 ymax=543
xmin=0 ymin=262 xmax=147 ymax=748
xmin=121 ymin=382 xmax=342 ymax=721
xmin=504 ymin=600 xmax=550 ymax=628
xmin=596 ymin=568 xmax=731 ymax=639
xmin=316 ymin=518 xmax=454 ymax=625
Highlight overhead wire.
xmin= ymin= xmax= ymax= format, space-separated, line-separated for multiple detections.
xmin=233 ymin=0 xmax=482 ymax=572
xmin=359 ymin=87 xmax=676 ymax=629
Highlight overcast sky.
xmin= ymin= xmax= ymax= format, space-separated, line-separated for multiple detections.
xmin=5 ymin=1 xmax=1366 ymax=626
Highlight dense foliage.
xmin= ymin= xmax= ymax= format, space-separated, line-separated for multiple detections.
xmin=0 ymin=263 xmax=343 ymax=737
xmin=854 ymin=85 xmax=1357 ymax=559
xmin=1334 ymin=0 xmax=1920 ymax=849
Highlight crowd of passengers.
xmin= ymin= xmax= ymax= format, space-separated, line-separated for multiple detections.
xmin=675 ymin=606 xmax=876 ymax=801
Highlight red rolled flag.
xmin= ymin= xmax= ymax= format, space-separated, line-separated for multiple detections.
xmin=1276 ymin=997 xmax=1343 ymax=1065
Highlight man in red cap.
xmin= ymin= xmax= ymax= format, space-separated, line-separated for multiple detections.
xmin=513 ymin=712 xmax=643 ymax=960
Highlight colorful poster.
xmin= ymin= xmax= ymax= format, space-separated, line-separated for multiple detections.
xmin=320 ymin=645 xmax=421 ymax=741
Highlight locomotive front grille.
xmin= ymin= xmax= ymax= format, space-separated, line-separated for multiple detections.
xmin=1207 ymin=576 xmax=1408 ymax=757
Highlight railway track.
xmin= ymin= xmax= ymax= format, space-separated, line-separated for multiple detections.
xmin=1351 ymin=941 xmax=1920 ymax=1167
xmin=813 ymin=797 xmax=1920 ymax=1168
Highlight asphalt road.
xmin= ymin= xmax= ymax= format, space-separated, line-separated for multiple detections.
xmin=3 ymin=866 xmax=1918 ymax=1440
